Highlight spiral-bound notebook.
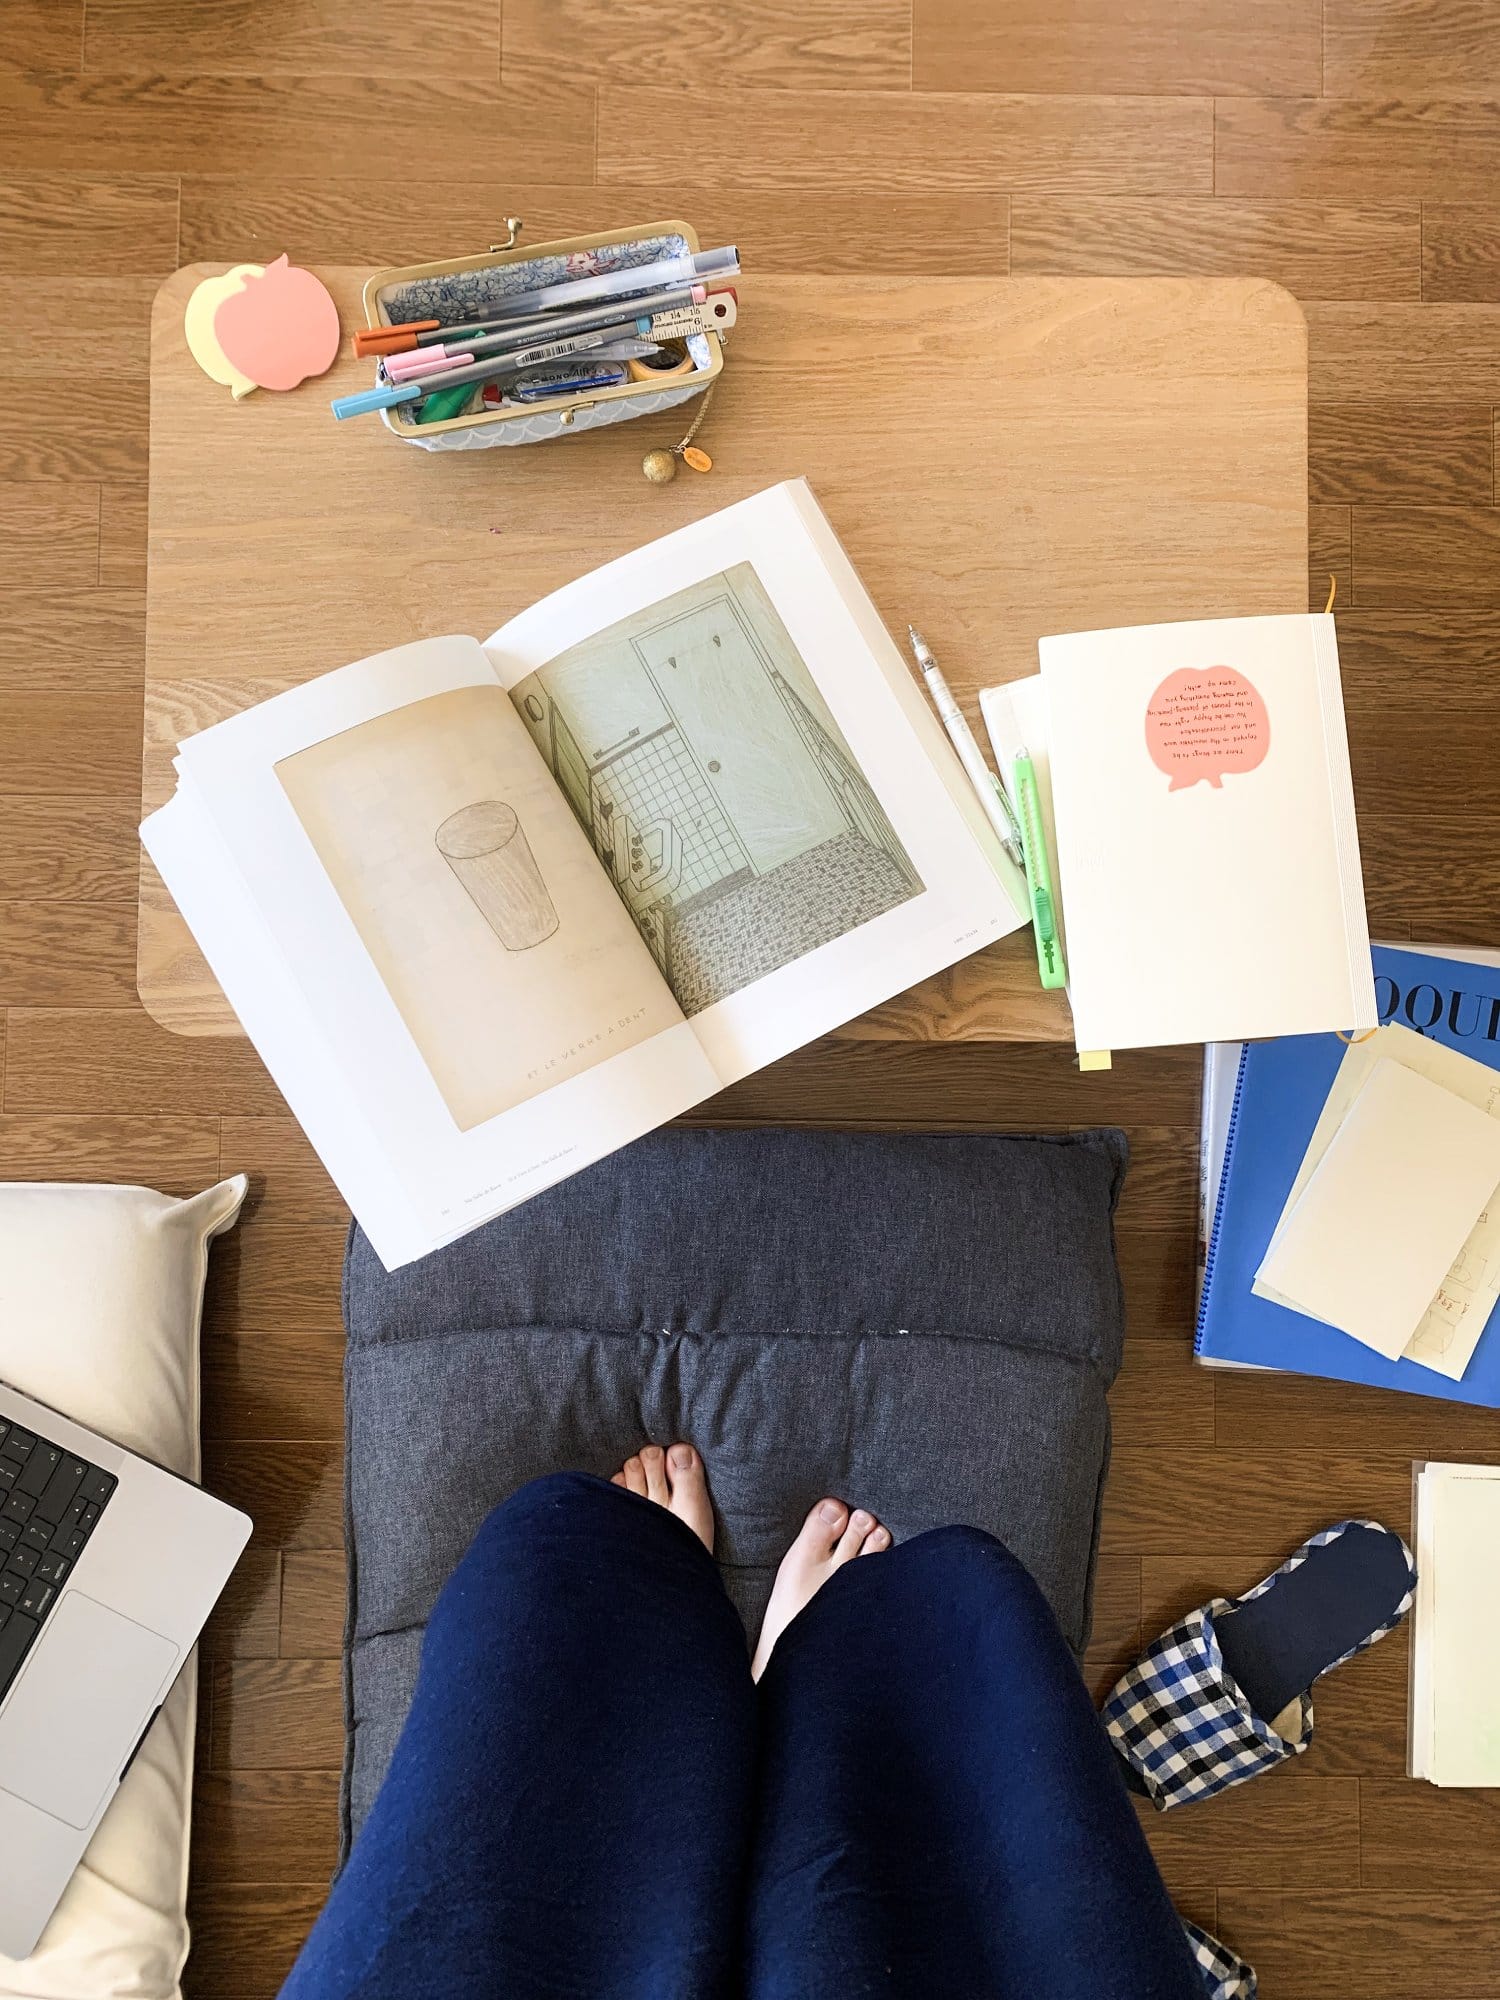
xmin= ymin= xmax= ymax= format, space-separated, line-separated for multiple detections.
xmin=1196 ymin=943 xmax=1500 ymax=1407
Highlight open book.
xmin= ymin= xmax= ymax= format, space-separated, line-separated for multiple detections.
xmin=143 ymin=480 xmax=1028 ymax=1268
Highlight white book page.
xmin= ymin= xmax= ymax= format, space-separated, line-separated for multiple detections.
xmin=486 ymin=479 xmax=1028 ymax=1086
xmin=1041 ymin=613 xmax=1375 ymax=1052
xmin=1254 ymin=1060 xmax=1500 ymax=1359
xmin=159 ymin=635 xmax=719 ymax=1266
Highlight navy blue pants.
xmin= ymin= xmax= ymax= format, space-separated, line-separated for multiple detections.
xmin=281 ymin=1473 xmax=1201 ymax=1999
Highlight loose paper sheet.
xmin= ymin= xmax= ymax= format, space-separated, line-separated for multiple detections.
xmin=1259 ymin=1024 xmax=1500 ymax=1379
xmin=1255 ymin=1058 xmax=1500 ymax=1360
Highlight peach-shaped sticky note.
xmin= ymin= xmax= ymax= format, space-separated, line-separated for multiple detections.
xmin=1144 ymin=664 xmax=1271 ymax=791
xmin=213 ymin=255 xmax=340 ymax=392
xmin=184 ymin=264 xmax=264 ymax=399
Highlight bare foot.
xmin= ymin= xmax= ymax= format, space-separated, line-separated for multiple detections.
xmin=611 ymin=1443 xmax=715 ymax=1554
xmin=751 ymin=1498 xmax=891 ymax=1680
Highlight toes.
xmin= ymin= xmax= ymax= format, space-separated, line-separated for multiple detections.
xmin=622 ymin=1455 xmax=647 ymax=1497
xmin=640 ymin=1445 xmax=670 ymax=1504
xmin=805 ymin=1497 xmax=848 ymax=1551
xmin=863 ymin=1525 xmax=892 ymax=1554
xmin=837 ymin=1508 xmax=876 ymax=1561
xmin=610 ymin=1471 xmax=625 ymax=1487
xmin=668 ymin=1443 xmax=697 ymax=1479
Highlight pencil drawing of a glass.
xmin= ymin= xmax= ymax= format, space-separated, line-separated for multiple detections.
xmin=435 ymin=802 xmax=559 ymax=951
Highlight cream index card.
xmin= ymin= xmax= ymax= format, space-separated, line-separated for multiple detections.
xmin=1256 ymin=1059 xmax=1500 ymax=1360
xmin=1412 ymin=1462 xmax=1500 ymax=1787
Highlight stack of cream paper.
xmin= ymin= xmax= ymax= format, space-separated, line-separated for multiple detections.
xmin=1411 ymin=1461 xmax=1500 ymax=1787
xmin=1255 ymin=1025 xmax=1500 ymax=1379
xmin=983 ymin=614 xmax=1377 ymax=1056
xmin=1037 ymin=613 xmax=1375 ymax=1055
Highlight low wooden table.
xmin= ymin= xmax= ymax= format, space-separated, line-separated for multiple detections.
xmin=140 ymin=268 xmax=1308 ymax=1039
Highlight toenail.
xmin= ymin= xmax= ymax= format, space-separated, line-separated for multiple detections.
xmin=851 ymin=1510 xmax=872 ymax=1531
xmin=670 ymin=1445 xmax=694 ymax=1469
xmin=819 ymin=1500 xmax=843 ymax=1524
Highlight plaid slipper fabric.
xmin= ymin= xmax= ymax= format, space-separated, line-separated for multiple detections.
xmin=1182 ymin=1917 xmax=1256 ymax=1999
xmin=1103 ymin=1519 xmax=1416 ymax=1811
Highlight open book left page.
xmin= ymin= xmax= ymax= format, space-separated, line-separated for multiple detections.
xmin=142 ymin=635 xmax=720 ymax=1269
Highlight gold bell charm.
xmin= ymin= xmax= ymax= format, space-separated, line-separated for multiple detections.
xmin=642 ymin=448 xmax=677 ymax=485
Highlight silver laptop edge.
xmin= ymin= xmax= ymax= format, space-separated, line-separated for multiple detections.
xmin=0 ymin=1380 xmax=251 ymax=1962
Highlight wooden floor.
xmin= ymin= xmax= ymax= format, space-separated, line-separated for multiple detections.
xmin=3 ymin=5 xmax=1500 ymax=1993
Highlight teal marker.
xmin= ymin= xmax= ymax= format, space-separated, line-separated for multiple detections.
xmin=1013 ymin=748 xmax=1067 ymax=990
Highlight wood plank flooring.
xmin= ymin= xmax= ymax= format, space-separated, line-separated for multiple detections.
xmin=1 ymin=4 xmax=1497 ymax=1992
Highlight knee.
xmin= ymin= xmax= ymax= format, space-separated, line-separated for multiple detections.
xmin=896 ymin=1525 xmax=1062 ymax=1632
xmin=904 ymin=1521 xmax=1027 ymax=1575
xmin=424 ymin=1472 xmax=621 ymax=1644
xmin=474 ymin=1469 xmax=618 ymax=1552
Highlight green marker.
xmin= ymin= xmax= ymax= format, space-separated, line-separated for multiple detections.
xmin=1013 ymin=748 xmax=1067 ymax=990
xmin=415 ymin=379 xmax=481 ymax=425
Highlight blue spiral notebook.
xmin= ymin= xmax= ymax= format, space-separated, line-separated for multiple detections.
xmin=1196 ymin=943 xmax=1500 ymax=1406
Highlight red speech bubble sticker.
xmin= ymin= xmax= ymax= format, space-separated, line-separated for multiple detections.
xmin=1144 ymin=665 xmax=1270 ymax=792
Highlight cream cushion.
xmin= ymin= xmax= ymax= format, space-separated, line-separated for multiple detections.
xmin=0 ymin=1176 xmax=247 ymax=1999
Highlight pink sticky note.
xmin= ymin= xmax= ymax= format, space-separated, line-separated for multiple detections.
xmin=1144 ymin=664 xmax=1271 ymax=791
xmin=212 ymin=254 xmax=340 ymax=393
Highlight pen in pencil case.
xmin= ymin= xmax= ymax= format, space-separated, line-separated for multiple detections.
xmin=333 ymin=308 xmax=727 ymax=418
xmin=354 ymin=270 xmax=733 ymax=358
xmin=459 ymin=246 xmax=737 ymax=324
xmin=394 ymin=323 xmax=663 ymax=392
xmin=335 ymin=331 xmax=634 ymax=419
xmin=384 ymin=333 xmax=662 ymax=384
xmin=371 ymin=287 xmax=711 ymax=366
xmin=416 ymin=356 xmax=637 ymax=427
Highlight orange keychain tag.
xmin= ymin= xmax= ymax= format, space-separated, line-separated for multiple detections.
xmin=682 ymin=446 xmax=712 ymax=472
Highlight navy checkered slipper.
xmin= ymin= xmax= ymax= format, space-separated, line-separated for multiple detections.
xmin=1102 ymin=1519 xmax=1416 ymax=1810
xmin=1183 ymin=1918 xmax=1256 ymax=1999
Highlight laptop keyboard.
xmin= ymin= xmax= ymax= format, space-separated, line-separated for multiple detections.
xmin=0 ymin=1418 xmax=117 ymax=1704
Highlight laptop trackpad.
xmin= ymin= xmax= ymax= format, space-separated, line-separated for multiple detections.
xmin=0 ymin=1594 xmax=178 ymax=1830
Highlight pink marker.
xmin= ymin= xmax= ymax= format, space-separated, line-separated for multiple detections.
xmin=384 ymin=347 xmax=475 ymax=381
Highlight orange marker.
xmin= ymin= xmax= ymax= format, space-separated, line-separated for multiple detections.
xmin=352 ymin=320 xmax=440 ymax=358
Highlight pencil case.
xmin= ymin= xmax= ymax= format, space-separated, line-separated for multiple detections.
xmin=362 ymin=220 xmax=725 ymax=453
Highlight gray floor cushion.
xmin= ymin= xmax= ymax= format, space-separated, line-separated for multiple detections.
xmin=340 ymin=1125 xmax=1130 ymax=1853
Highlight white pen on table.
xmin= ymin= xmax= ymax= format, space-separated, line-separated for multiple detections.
xmin=907 ymin=626 xmax=1025 ymax=872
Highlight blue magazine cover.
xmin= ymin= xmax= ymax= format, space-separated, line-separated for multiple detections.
xmin=1196 ymin=943 xmax=1500 ymax=1406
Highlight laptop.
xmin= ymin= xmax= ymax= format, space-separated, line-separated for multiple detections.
xmin=0 ymin=1381 xmax=251 ymax=1961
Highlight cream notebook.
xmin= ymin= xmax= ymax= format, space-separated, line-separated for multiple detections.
xmin=1255 ymin=1022 xmax=1500 ymax=1381
xmin=1254 ymin=1059 xmax=1500 ymax=1360
xmin=1039 ymin=613 xmax=1376 ymax=1054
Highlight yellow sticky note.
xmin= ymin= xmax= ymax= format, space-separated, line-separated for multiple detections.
xmin=1078 ymin=1050 xmax=1113 ymax=1072
xmin=184 ymin=265 xmax=263 ymax=399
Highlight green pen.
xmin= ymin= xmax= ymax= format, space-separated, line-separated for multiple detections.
xmin=1012 ymin=747 xmax=1067 ymax=990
